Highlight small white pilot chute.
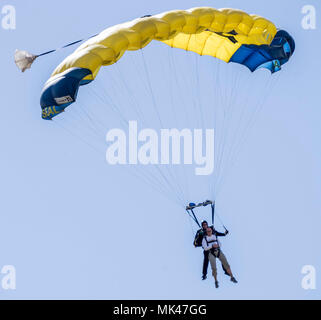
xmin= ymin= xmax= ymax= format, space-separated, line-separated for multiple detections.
xmin=14 ymin=50 xmax=38 ymax=72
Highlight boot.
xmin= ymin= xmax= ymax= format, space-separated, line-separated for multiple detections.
xmin=231 ymin=277 xmax=238 ymax=283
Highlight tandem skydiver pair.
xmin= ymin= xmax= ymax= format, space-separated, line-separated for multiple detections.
xmin=188 ymin=201 xmax=237 ymax=288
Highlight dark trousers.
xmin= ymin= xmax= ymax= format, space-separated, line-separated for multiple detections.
xmin=202 ymin=250 xmax=228 ymax=276
xmin=202 ymin=250 xmax=209 ymax=276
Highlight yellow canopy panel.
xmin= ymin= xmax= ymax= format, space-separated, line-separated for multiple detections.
xmin=51 ymin=7 xmax=277 ymax=80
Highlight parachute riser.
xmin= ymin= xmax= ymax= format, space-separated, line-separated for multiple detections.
xmin=211 ymin=203 xmax=215 ymax=226
xmin=186 ymin=200 xmax=228 ymax=232
xmin=186 ymin=200 xmax=215 ymax=229
xmin=186 ymin=208 xmax=201 ymax=228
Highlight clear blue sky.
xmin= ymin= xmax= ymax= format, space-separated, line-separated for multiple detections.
xmin=0 ymin=0 xmax=320 ymax=299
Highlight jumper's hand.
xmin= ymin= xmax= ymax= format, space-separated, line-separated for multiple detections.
xmin=225 ymin=230 xmax=229 ymax=235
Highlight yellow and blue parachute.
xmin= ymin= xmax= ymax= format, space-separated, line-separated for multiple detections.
xmin=40 ymin=7 xmax=295 ymax=120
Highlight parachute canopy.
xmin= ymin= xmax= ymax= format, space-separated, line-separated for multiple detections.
xmin=40 ymin=7 xmax=295 ymax=120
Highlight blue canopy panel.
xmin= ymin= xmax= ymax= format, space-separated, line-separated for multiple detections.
xmin=230 ymin=30 xmax=295 ymax=73
xmin=40 ymin=68 xmax=92 ymax=120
